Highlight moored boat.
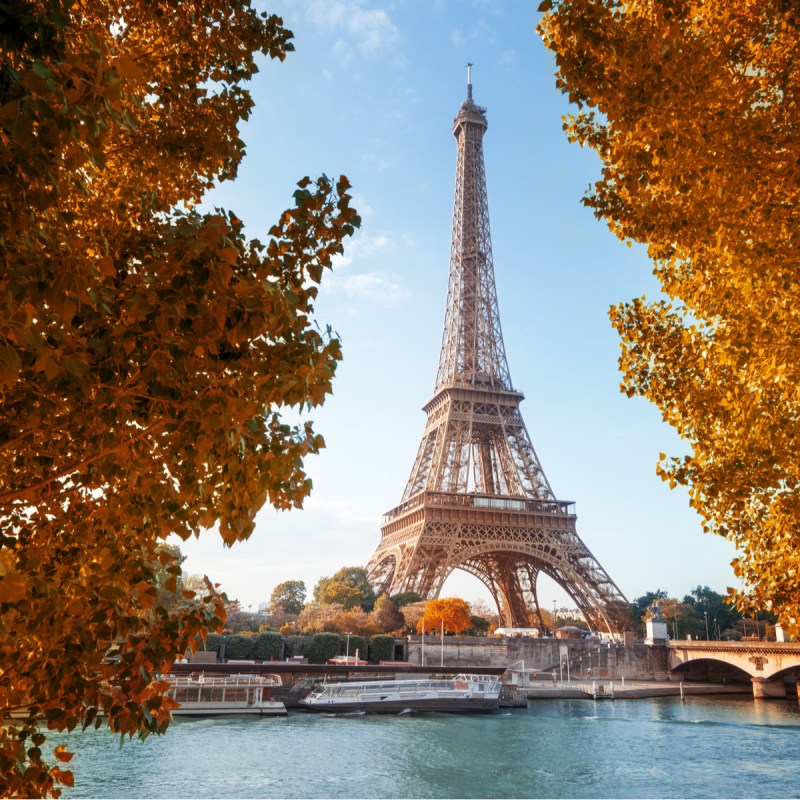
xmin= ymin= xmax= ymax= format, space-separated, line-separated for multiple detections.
xmin=166 ymin=673 xmax=287 ymax=716
xmin=299 ymin=673 xmax=501 ymax=713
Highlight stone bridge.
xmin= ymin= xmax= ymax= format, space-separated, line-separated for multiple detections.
xmin=668 ymin=640 xmax=800 ymax=698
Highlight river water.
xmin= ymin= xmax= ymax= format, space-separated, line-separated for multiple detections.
xmin=55 ymin=696 xmax=800 ymax=799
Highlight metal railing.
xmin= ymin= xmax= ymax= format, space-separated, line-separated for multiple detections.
xmin=383 ymin=491 xmax=575 ymax=523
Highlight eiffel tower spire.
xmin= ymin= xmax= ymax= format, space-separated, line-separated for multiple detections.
xmin=367 ymin=74 xmax=630 ymax=633
xmin=436 ymin=65 xmax=511 ymax=393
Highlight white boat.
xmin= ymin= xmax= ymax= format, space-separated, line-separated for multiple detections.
xmin=299 ymin=673 xmax=501 ymax=713
xmin=166 ymin=674 xmax=287 ymax=716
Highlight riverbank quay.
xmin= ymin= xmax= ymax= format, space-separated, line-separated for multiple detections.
xmin=522 ymin=678 xmax=752 ymax=700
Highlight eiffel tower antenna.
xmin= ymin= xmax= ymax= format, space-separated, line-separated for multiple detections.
xmin=366 ymin=76 xmax=631 ymax=633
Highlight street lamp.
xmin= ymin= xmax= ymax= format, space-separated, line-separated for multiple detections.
xmin=703 ymin=611 xmax=709 ymax=640
xmin=346 ymin=631 xmax=352 ymax=660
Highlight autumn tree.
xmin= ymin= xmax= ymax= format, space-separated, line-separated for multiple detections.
xmin=269 ymin=580 xmax=307 ymax=616
xmin=314 ymin=566 xmax=376 ymax=612
xmin=539 ymin=0 xmax=800 ymax=634
xmin=330 ymin=608 xmax=380 ymax=638
xmin=400 ymin=600 xmax=427 ymax=633
xmin=416 ymin=597 xmax=473 ymax=635
xmin=390 ymin=591 xmax=422 ymax=607
xmin=370 ymin=593 xmax=405 ymax=634
xmin=295 ymin=602 xmax=344 ymax=634
xmin=0 ymin=2 xmax=358 ymax=795
xmin=222 ymin=600 xmax=261 ymax=634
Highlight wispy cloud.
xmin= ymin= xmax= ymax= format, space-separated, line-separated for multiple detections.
xmin=306 ymin=1 xmax=401 ymax=60
xmin=330 ymin=232 xmax=410 ymax=306
xmin=450 ymin=28 xmax=465 ymax=47
xmin=338 ymin=272 xmax=411 ymax=305
xmin=498 ymin=48 xmax=517 ymax=68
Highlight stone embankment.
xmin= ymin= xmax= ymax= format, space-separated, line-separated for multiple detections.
xmin=522 ymin=679 xmax=750 ymax=700
xmin=408 ymin=635 xmax=672 ymax=682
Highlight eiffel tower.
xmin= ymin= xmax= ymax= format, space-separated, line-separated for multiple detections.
xmin=366 ymin=69 xmax=631 ymax=633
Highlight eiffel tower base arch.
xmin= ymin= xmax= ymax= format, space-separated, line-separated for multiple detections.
xmin=367 ymin=496 xmax=632 ymax=634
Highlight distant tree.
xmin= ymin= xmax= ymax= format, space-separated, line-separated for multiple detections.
xmin=417 ymin=598 xmax=473 ymax=635
xmin=370 ymin=594 xmax=405 ymax=634
xmin=682 ymin=586 xmax=745 ymax=639
xmin=269 ymin=580 xmax=307 ymax=616
xmin=330 ymin=608 xmax=380 ymax=638
xmin=314 ymin=567 xmax=376 ymax=612
xmin=401 ymin=601 xmax=427 ymax=634
xmin=469 ymin=599 xmax=499 ymax=629
xmin=659 ymin=597 xmax=701 ymax=640
xmin=468 ymin=616 xmax=491 ymax=635
xmin=390 ymin=592 xmax=423 ymax=607
xmin=222 ymin=600 xmax=259 ymax=633
xmin=295 ymin=603 xmax=344 ymax=634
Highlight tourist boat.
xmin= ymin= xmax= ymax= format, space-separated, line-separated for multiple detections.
xmin=165 ymin=674 xmax=287 ymax=716
xmin=299 ymin=673 xmax=502 ymax=713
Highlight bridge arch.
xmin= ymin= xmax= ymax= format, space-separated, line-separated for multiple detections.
xmin=668 ymin=641 xmax=800 ymax=681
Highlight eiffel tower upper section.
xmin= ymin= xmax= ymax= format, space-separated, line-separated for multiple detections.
xmin=436 ymin=68 xmax=511 ymax=393
xmin=400 ymin=68 xmax=557 ymax=506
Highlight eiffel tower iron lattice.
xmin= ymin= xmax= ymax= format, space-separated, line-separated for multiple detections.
xmin=365 ymin=71 xmax=631 ymax=633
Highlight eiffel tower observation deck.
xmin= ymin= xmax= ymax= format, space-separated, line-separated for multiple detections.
xmin=366 ymin=69 xmax=631 ymax=633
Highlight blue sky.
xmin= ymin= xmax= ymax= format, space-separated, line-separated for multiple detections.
xmin=178 ymin=0 xmax=739 ymax=613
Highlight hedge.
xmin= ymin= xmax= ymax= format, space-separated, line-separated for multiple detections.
xmin=254 ymin=632 xmax=284 ymax=661
xmin=368 ymin=635 xmax=395 ymax=663
xmin=225 ymin=633 xmax=257 ymax=660
xmin=286 ymin=635 xmax=309 ymax=659
xmin=203 ymin=632 xmax=222 ymax=654
xmin=307 ymin=632 xmax=340 ymax=663
xmin=346 ymin=635 xmax=368 ymax=661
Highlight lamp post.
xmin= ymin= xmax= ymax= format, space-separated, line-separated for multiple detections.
xmin=704 ymin=611 xmax=709 ymax=640
xmin=346 ymin=631 xmax=352 ymax=660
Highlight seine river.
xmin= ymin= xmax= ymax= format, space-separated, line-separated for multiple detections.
xmin=55 ymin=696 xmax=799 ymax=799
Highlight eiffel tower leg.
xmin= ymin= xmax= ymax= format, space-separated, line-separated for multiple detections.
xmin=496 ymin=567 xmax=530 ymax=628
xmin=462 ymin=554 xmax=529 ymax=628
xmin=515 ymin=563 xmax=549 ymax=633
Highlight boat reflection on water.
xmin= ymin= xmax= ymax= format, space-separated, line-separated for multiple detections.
xmin=166 ymin=674 xmax=287 ymax=716
xmin=299 ymin=673 xmax=501 ymax=713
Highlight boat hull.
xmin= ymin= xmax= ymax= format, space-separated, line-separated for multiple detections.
xmin=172 ymin=702 xmax=287 ymax=717
xmin=299 ymin=697 xmax=498 ymax=713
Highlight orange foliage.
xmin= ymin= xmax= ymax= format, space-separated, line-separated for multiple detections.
xmin=539 ymin=0 xmax=800 ymax=633
xmin=416 ymin=597 xmax=473 ymax=635
xmin=0 ymin=2 xmax=358 ymax=796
